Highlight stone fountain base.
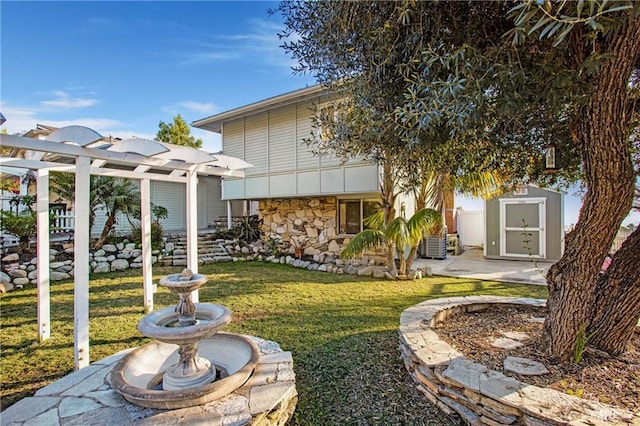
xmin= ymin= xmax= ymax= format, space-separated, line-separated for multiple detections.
xmin=111 ymin=332 xmax=261 ymax=409
xmin=1 ymin=336 xmax=297 ymax=426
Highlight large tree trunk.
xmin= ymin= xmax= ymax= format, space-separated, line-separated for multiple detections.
xmin=543 ymin=17 xmax=640 ymax=360
xmin=590 ymin=227 xmax=640 ymax=355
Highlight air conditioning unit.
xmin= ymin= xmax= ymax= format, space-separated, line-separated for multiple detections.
xmin=418 ymin=236 xmax=447 ymax=260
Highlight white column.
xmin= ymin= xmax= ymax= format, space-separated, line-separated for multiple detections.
xmin=74 ymin=156 xmax=90 ymax=369
xmin=186 ymin=168 xmax=199 ymax=302
xmin=140 ymin=178 xmax=153 ymax=313
xmin=227 ymin=200 xmax=232 ymax=230
xmin=36 ymin=168 xmax=50 ymax=342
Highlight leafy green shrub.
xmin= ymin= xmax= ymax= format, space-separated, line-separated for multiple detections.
xmin=233 ymin=215 xmax=261 ymax=242
xmin=128 ymin=222 xmax=165 ymax=250
xmin=0 ymin=210 xmax=36 ymax=252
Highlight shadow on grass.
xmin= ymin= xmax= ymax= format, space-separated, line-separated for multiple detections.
xmin=288 ymin=330 xmax=464 ymax=426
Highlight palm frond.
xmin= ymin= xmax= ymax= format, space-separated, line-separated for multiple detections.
xmin=340 ymin=229 xmax=387 ymax=259
xmin=407 ymin=208 xmax=443 ymax=242
xmin=363 ymin=210 xmax=385 ymax=230
xmin=386 ymin=217 xmax=410 ymax=248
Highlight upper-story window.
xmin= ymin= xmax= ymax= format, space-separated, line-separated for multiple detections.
xmin=338 ymin=198 xmax=380 ymax=234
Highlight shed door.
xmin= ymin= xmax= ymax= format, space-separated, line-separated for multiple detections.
xmin=499 ymin=198 xmax=546 ymax=258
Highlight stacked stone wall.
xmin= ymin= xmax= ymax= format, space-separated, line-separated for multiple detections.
xmin=259 ymin=197 xmax=386 ymax=263
xmin=399 ymin=297 xmax=639 ymax=425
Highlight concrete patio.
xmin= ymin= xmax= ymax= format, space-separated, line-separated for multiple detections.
xmin=413 ymin=248 xmax=549 ymax=286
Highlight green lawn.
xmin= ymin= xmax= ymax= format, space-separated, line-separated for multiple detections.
xmin=0 ymin=262 xmax=547 ymax=424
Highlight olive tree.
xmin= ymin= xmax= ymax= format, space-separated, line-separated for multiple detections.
xmin=277 ymin=0 xmax=640 ymax=360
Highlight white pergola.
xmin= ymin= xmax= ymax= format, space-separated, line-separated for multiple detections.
xmin=0 ymin=126 xmax=248 ymax=370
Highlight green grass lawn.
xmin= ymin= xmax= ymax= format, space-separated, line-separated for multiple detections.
xmin=0 ymin=262 xmax=547 ymax=424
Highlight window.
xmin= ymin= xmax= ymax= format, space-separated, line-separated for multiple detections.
xmin=338 ymin=199 xmax=380 ymax=234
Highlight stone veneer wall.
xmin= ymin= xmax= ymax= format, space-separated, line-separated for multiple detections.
xmin=399 ymin=296 xmax=639 ymax=425
xmin=259 ymin=197 xmax=343 ymax=255
xmin=259 ymin=196 xmax=388 ymax=264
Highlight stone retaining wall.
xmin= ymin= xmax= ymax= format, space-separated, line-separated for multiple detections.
xmin=399 ymin=296 xmax=639 ymax=425
xmin=1 ymin=236 xmax=422 ymax=292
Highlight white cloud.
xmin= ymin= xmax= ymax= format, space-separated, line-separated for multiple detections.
xmin=0 ymin=102 xmax=123 ymax=136
xmin=40 ymin=91 xmax=98 ymax=109
xmin=178 ymin=101 xmax=218 ymax=115
xmin=0 ymin=104 xmax=39 ymax=135
xmin=179 ymin=18 xmax=297 ymax=71
xmin=180 ymin=51 xmax=241 ymax=66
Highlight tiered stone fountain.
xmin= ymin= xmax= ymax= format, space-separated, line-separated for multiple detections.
xmin=111 ymin=269 xmax=260 ymax=409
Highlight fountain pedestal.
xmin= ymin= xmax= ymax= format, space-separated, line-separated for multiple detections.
xmin=162 ymin=342 xmax=215 ymax=390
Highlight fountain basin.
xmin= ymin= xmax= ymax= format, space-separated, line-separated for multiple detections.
xmin=138 ymin=304 xmax=231 ymax=345
xmin=159 ymin=272 xmax=207 ymax=293
xmin=110 ymin=332 xmax=260 ymax=409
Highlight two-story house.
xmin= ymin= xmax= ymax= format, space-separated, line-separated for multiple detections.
xmin=193 ymin=85 xmax=424 ymax=257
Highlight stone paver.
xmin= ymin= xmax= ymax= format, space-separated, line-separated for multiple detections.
xmin=1 ymin=337 xmax=296 ymax=426
xmin=503 ymin=356 xmax=550 ymax=376
xmin=491 ymin=337 xmax=524 ymax=350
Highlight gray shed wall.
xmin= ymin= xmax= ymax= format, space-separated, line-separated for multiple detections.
xmin=485 ymin=186 xmax=563 ymax=261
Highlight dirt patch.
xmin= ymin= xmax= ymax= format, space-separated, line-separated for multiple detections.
xmin=433 ymin=304 xmax=640 ymax=413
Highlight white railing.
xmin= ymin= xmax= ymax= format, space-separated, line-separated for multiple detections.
xmin=51 ymin=213 xmax=75 ymax=233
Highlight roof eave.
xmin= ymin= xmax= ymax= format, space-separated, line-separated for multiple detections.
xmin=191 ymin=84 xmax=325 ymax=134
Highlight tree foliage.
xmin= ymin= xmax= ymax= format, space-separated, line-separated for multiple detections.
xmin=0 ymin=210 xmax=36 ymax=252
xmin=155 ymin=114 xmax=203 ymax=149
xmin=277 ymin=0 xmax=640 ymax=360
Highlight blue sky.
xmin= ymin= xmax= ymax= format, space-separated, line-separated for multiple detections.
xmin=1 ymin=1 xmax=637 ymax=227
xmin=1 ymin=1 xmax=314 ymax=151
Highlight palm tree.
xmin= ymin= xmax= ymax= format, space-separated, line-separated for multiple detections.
xmin=50 ymin=173 xmax=140 ymax=247
xmin=341 ymin=207 xmax=442 ymax=278
xmin=93 ymin=178 xmax=140 ymax=247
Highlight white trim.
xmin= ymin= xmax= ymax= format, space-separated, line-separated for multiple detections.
xmin=186 ymin=168 xmax=199 ymax=302
xmin=499 ymin=197 xmax=546 ymax=258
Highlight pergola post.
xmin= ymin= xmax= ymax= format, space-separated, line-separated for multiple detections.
xmin=186 ymin=167 xmax=199 ymax=302
xmin=140 ymin=178 xmax=153 ymax=313
xmin=74 ymin=156 xmax=91 ymax=369
xmin=36 ymin=168 xmax=50 ymax=342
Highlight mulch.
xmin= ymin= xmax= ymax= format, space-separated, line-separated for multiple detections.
xmin=432 ymin=304 xmax=640 ymax=413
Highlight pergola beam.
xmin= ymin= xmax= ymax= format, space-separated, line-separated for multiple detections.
xmin=1 ymin=134 xmax=207 ymax=171
xmin=140 ymin=179 xmax=153 ymax=313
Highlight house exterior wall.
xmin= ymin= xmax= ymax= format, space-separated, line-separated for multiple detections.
xmin=259 ymin=196 xmax=387 ymax=263
xmin=90 ymin=175 xmax=225 ymax=237
xmin=220 ymin=100 xmax=379 ymax=200
xmin=485 ymin=186 xmax=563 ymax=261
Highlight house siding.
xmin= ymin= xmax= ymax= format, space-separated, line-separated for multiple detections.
xmin=296 ymin=102 xmax=318 ymax=170
xmin=268 ymin=105 xmax=296 ymax=173
xmin=244 ymin=112 xmax=268 ymax=176
xmin=220 ymin=98 xmax=378 ymax=200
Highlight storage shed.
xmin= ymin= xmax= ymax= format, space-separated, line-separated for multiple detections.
xmin=485 ymin=185 xmax=564 ymax=261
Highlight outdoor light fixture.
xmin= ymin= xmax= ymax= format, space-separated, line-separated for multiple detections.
xmin=544 ymin=143 xmax=557 ymax=174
